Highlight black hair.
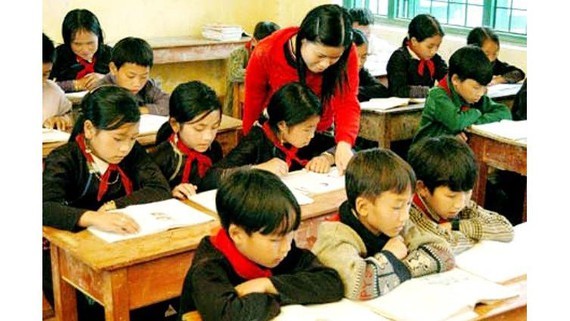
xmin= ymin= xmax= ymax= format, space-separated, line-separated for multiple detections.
xmin=352 ymin=28 xmax=368 ymax=46
xmin=70 ymin=86 xmax=141 ymax=141
xmin=403 ymin=13 xmax=444 ymax=46
xmin=253 ymin=21 xmax=280 ymax=41
xmin=216 ymin=168 xmax=301 ymax=236
xmin=348 ymin=8 xmax=375 ymax=26
xmin=448 ymin=45 xmax=493 ymax=85
xmin=296 ymin=4 xmax=354 ymax=104
xmin=156 ymin=81 xmax=222 ymax=143
xmin=111 ymin=37 xmax=154 ymax=69
xmin=61 ymin=9 xmax=105 ymax=56
xmin=266 ymin=82 xmax=322 ymax=132
xmin=467 ymin=27 xmax=500 ymax=49
xmin=43 ymin=33 xmax=55 ymax=63
xmin=407 ymin=136 xmax=477 ymax=193
xmin=345 ymin=148 xmax=416 ymax=211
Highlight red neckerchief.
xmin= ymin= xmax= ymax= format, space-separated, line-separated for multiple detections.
xmin=261 ymin=123 xmax=308 ymax=168
xmin=210 ymin=228 xmax=273 ymax=280
xmin=438 ymin=76 xmax=471 ymax=112
xmin=413 ymin=193 xmax=448 ymax=224
xmin=325 ymin=213 xmax=341 ymax=222
xmin=76 ymin=55 xmax=96 ymax=79
xmin=169 ymin=133 xmax=212 ymax=182
xmin=75 ymin=134 xmax=133 ymax=201
xmin=407 ymin=41 xmax=435 ymax=78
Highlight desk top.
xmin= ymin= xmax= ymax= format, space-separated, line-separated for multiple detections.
xmin=147 ymin=36 xmax=250 ymax=64
xmin=360 ymin=102 xmax=425 ymax=115
xmin=466 ymin=121 xmax=527 ymax=148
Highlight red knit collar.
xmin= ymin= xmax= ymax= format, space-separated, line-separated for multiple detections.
xmin=261 ymin=123 xmax=307 ymax=168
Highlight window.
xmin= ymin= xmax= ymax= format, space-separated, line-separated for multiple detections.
xmin=344 ymin=0 xmax=526 ymax=43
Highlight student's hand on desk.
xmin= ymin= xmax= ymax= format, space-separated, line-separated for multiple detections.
xmin=78 ymin=210 xmax=140 ymax=235
xmin=488 ymin=75 xmax=507 ymax=86
xmin=43 ymin=115 xmax=72 ymax=131
xmin=383 ymin=235 xmax=408 ymax=259
xmin=253 ymin=158 xmax=289 ymax=176
xmin=172 ymin=183 xmax=198 ymax=199
xmin=334 ymin=141 xmax=354 ymax=175
xmin=234 ymin=278 xmax=277 ymax=297
xmin=82 ymin=73 xmax=105 ymax=90
xmin=456 ymin=132 xmax=468 ymax=142
xmin=305 ymin=155 xmax=333 ymax=173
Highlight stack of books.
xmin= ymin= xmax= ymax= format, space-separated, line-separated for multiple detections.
xmin=202 ymin=24 xmax=243 ymax=41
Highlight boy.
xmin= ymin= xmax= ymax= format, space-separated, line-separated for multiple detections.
xmin=178 ymin=169 xmax=344 ymax=321
xmin=407 ymin=136 xmax=514 ymax=254
xmin=97 ymin=37 xmax=170 ymax=116
xmin=43 ymin=33 xmax=72 ymax=130
xmin=413 ymin=45 xmax=511 ymax=143
xmin=311 ymin=149 xmax=454 ymax=300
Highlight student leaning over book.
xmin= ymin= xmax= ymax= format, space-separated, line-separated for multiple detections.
xmin=42 ymin=86 xmax=171 ymax=319
xmin=413 ymin=45 xmax=512 ymax=144
xmin=407 ymin=136 xmax=514 ymax=254
xmin=178 ymin=169 xmax=344 ymax=321
xmin=311 ymin=149 xmax=454 ymax=300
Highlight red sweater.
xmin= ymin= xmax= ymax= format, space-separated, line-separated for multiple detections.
xmin=243 ymin=27 xmax=361 ymax=145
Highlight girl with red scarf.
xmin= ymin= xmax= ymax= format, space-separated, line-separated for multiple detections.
xmin=43 ymin=86 xmax=170 ymax=314
xmin=179 ymin=169 xmax=344 ymax=321
xmin=151 ymin=81 xmax=224 ymax=199
xmin=203 ymin=82 xmax=334 ymax=190
xmin=386 ymin=14 xmax=448 ymax=98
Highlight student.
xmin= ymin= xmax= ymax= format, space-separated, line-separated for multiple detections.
xmin=97 ymin=37 xmax=170 ymax=116
xmin=49 ymin=9 xmax=112 ymax=92
xmin=352 ymin=28 xmax=390 ymax=101
xmin=311 ymin=148 xmax=454 ymax=300
xmin=348 ymin=7 xmax=396 ymax=69
xmin=43 ymin=85 xmax=171 ymax=320
xmin=386 ymin=14 xmax=448 ymax=98
xmin=203 ymin=82 xmax=333 ymax=189
xmin=511 ymin=79 xmax=527 ymax=121
xmin=178 ymin=168 xmax=344 ymax=321
xmin=43 ymin=32 xmax=72 ymax=130
xmin=407 ymin=136 xmax=514 ymax=254
xmin=243 ymin=4 xmax=360 ymax=174
xmin=151 ymin=81 xmax=223 ymax=199
xmin=413 ymin=45 xmax=512 ymax=143
xmin=467 ymin=27 xmax=526 ymax=85
xmin=222 ymin=21 xmax=280 ymax=115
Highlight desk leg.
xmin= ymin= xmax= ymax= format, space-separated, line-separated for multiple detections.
xmin=51 ymin=247 xmax=78 ymax=321
xmin=102 ymin=269 xmax=130 ymax=321
xmin=376 ymin=113 xmax=390 ymax=149
xmin=469 ymin=136 xmax=488 ymax=205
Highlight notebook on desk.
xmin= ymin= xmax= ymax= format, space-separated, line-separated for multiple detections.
xmin=272 ymin=299 xmax=388 ymax=321
xmin=487 ymin=83 xmax=523 ymax=99
xmin=360 ymin=97 xmax=425 ymax=111
xmin=139 ymin=114 xmax=169 ymax=135
xmin=469 ymin=120 xmax=527 ymax=142
xmin=42 ymin=128 xmax=70 ymax=143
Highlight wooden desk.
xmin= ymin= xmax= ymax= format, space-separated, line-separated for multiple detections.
xmin=358 ymin=103 xmax=424 ymax=149
xmin=44 ymin=189 xmax=346 ymax=321
xmin=466 ymin=126 xmax=527 ymax=222
xmin=231 ymin=81 xmax=245 ymax=119
xmin=147 ymin=36 xmax=249 ymax=65
xmin=42 ymin=115 xmax=243 ymax=158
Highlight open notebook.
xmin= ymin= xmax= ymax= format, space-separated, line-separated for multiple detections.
xmin=88 ymin=199 xmax=215 ymax=243
xmin=281 ymin=167 xmax=345 ymax=195
xmin=487 ymin=83 xmax=523 ymax=99
xmin=361 ymin=268 xmax=519 ymax=321
xmin=360 ymin=97 xmax=425 ymax=111
xmin=469 ymin=120 xmax=527 ymax=142
xmin=272 ymin=299 xmax=388 ymax=321
xmin=139 ymin=114 xmax=169 ymax=135
xmin=42 ymin=128 xmax=70 ymax=143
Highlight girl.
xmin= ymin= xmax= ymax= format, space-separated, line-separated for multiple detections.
xmin=242 ymin=4 xmax=360 ymax=174
xmin=386 ymin=14 xmax=448 ymax=98
xmin=203 ymin=82 xmax=332 ymax=190
xmin=151 ymin=81 xmax=223 ymax=199
xmin=50 ymin=9 xmax=113 ymax=92
xmin=352 ymin=28 xmax=390 ymax=102
xmin=467 ymin=27 xmax=526 ymax=85
xmin=43 ymin=86 xmax=171 ymax=309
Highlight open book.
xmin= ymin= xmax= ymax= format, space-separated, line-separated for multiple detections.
xmin=360 ymin=97 xmax=425 ymax=111
xmin=88 ymin=199 xmax=215 ymax=243
xmin=42 ymin=128 xmax=70 ymax=143
xmin=487 ymin=83 xmax=523 ymax=99
xmin=469 ymin=120 xmax=527 ymax=142
xmin=281 ymin=167 xmax=345 ymax=196
xmin=272 ymin=299 xmax=388 ymax=321
xmin=362 ymin=268 xmax=519 ymax=321
xmin=139 ymin=114 xmax=169 ymax=135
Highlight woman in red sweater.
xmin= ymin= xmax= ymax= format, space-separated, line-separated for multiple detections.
xmin=243 ymin=4 xmax=360 ymax=174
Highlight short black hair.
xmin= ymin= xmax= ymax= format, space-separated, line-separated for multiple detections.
xmin=407 ymin=136 xmax=477 ymax=193
xmin=348 ymin=8 xmax=375 ymax=25
xmin=346 ymin=148 xmax=416 ymax=211
xmin=448 ymin=45 xmax=493 ymax=85
xmin=467 ymin=27 xmax=500 ymax=48
xmin=216 ymin=168 xmax=301 ymax=236
xmin=352 ymin=28 xmax=368 ymax=46
xmin=253 ymin=21 xmax=280 ymax=40
xmin=111 ymin=37 xmax=154 ymax=69
xmin=43 ymin=33 xmax=55 ymax=63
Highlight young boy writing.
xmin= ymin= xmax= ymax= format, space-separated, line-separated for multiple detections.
xmin=407 ymin=136 xmax=514 ymax=254
xmin=413 ymin=45 xmax=511 ymax=143
xmin=43 ymin=33 xmax=72 ymax=130
xmin=311 ymin=149 xmax=454 ymax=300
xmin=178 ymin=169 xmax=344 ymax=321
xmin=97 ymin=37 xmax=170 ymax=116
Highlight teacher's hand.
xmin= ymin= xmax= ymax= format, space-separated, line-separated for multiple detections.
xmin=334 ymin=141 xmax=354 ymax=175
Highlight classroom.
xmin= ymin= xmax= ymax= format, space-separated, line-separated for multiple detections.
xmin=39 ymin=0 xmax=532 ymax=320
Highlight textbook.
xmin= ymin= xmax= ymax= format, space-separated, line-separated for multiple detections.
xmin=139 ymin=114 xmax=168 ymax=135
xmin=469 ymin=120 xmax=527 ymax=143
xmin=486 ymin=83 xmax=523 ymax=99
xmin=360 ymin=97 xmax=425 ymax=111
xmin=281 ymin=167 xmax=345 ymax=195
xmin=88 ymin=199 xmax=215 ymax=243
xmin=362 ymin=268 xmax=519 ymax=321
xmin=202 ymin=24 xmax=243 ymax=41
xmin=42 ymin=128 xmax=70 ymax=143
xmin=272 ymin=299 xmax=388 ymax=321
